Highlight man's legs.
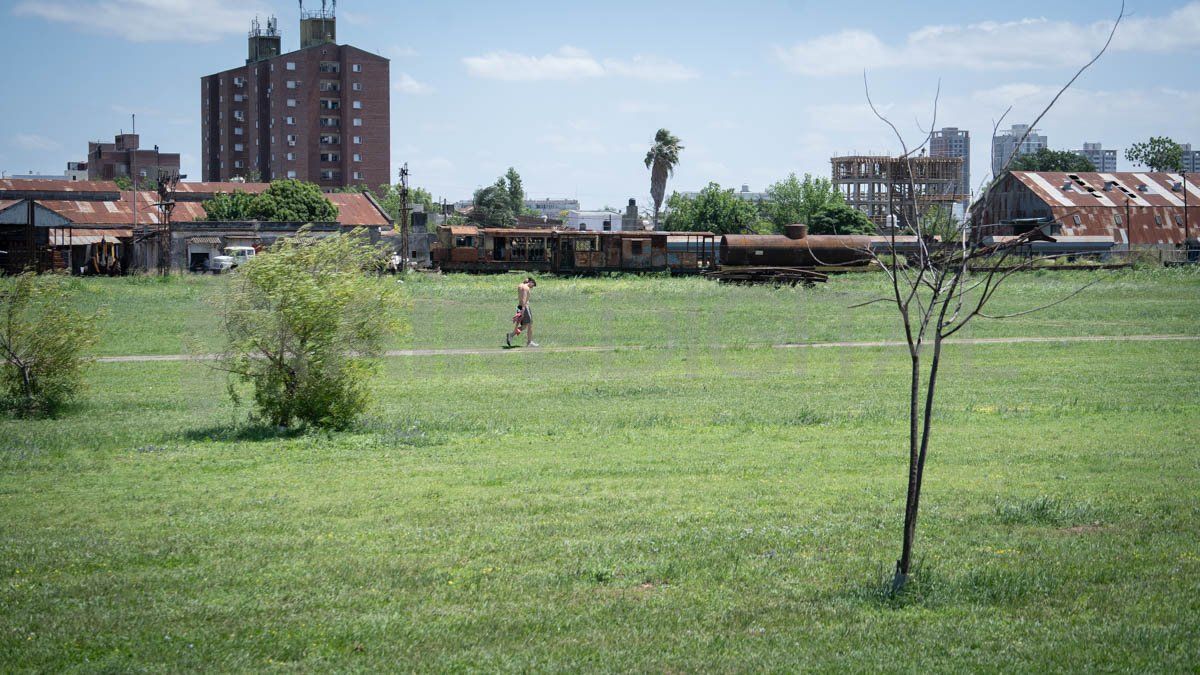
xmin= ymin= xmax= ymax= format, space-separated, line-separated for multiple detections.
xmin=524 ymin=321 xmax=534 ymax=346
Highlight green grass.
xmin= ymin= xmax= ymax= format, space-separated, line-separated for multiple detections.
xmin=1 ymin=271 xmax=1198 ymax=671
xmin=71 ymin=266 xmax=1200 ymax=355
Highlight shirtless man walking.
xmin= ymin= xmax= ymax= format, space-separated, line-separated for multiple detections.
xmin=506 ymin=277 xmax=539 ymax=347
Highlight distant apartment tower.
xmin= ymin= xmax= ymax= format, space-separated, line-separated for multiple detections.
xmin=86 ymin=133 xmax=180 ymax=183
xmin=1074 ymin=142 xmax=1117 ymax=172
xmin=1182 ymin=144 xmax=1200 ymax=173
xmin=200 ymin=7 xmax=389 ymax=189
xmin=930 ymin=127 xmax=971 ymax=204
xmin=992 ymin=124 xmax=1047 ymax=177
xmin=525 ymin=198 xmax=580 ymax=218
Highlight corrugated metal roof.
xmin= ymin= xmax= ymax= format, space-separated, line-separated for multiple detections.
xmin=449 ymin=225 xmax=479 ymax=235
xmin=1010 ymin=171 xmax=1191 ymax=209
xmin=24 ymin=189 xmax=387 ymax=227
xmin=0 ymin=179 xmax=120 ymax=193
xmin=188 ymin=236 xmax=222 ymax=245
xmin=977 ymin=172 xmax=1197 ymax=245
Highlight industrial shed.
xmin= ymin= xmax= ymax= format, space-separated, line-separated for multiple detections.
xmin=0 ymin=180 xmax=393 ymax=273
xmin=971 ymin=171 xmax=1198 ymax=249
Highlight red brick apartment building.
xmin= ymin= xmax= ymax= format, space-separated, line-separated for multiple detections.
xmin=200 ymin=10 xmax=389 ymax=190
xmin=87 ymin=133 xmax=181 ymax=182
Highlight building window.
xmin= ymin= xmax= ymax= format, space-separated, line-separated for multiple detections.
xmin=233 ymin=160 xmax=244 ymax=169
xmin=353 ymin=153 xmax=362 ymax=162
xmin=352 ymin=118 xmax=362 ymax=127
xmin=351 ymin=82 xmax=364 ymax=92
xmin=1114 ymin=214 xmax=1123 ymax=225
xmin=287 ymin=98 xmax=297 ymax=107
xmin=234 ymin=127 xmax=244 ymax=136
xmin=319 ymin=134 xmax=339 ymax=145
xmin=285 ymin=116 xmax=295 ymax=125
xmin=1154 ymin=215 xmax=1163 ymax=226
xmin=320 ymin=80 xmax=340 ymax=92
xmin=233 ymin=94 xmax=244 ymax=102
xmin=287 ymin=170 xmax=297 ymax=178
xmin=320 ymin=99 xmax=340 ymax=110
xmin=1072 ymin=214 xmax=1081 ymax=226
xmin=352 ymin=136 xmax=362 ymax=144
xmin=320 ymin=169 xmax=338 ymax=180
xmin=353 ymin=171 xmax=362 ymax=180
xmin=352 ymin=101 xmax=362 ymax=109
xmin=320 ymin=117 xmax=340 ymax=128
xmin=286 ymin=134 xmax=298 ymax=145
xmin=286 ymin=61 xmax=296 ymax=71
xmin=351 ymin=64 xmax=362 ymax=72
xmin=286 ymin=152 xmax=295 ymax=160
xmin=320 ymin=153 xmax=340 ymax=162
xmin=234 ymin=143 xmax=244 ymax=151
xmin=319 ymin=61 xmax=340 ymax=73
xmin=286 ymin=80 xmax=297 ymax=89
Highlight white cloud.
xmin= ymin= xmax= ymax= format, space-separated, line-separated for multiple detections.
xmin=775 ymin=2 xmax=1200 ymax=76
xmin=603 ymin=55 xmax=698 ymax=81
xmin=13 ymin=134 xmax=61 ymax=152
xmin=12 ymin=0 xmax=264 ymax=43
xmin=393 ymin=73 xmax=432 ymax=95
xmin=463 ymin=46 xmax=697 ymax=82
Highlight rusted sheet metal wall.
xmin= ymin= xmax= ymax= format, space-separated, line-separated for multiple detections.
xmin=974 ymin=171 xmax=1197 ymax=245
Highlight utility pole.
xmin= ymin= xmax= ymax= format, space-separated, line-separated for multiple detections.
xmin=398 ymin=162 xmax=410 ymax=268
xmin=130 ymin=114 xmax=139 ymax=269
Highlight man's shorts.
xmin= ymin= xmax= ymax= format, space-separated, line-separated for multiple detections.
xmin=518 ymin=305 xmax=532 ymax=325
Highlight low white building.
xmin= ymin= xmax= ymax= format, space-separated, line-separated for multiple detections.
xmin=566 ymin=209 xmax=624 ymax=231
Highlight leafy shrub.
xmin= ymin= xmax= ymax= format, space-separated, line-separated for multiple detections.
xmin=218 ymin=229 xmax=403 ymax=429
xmin=0 ymin=273 xmax=100 ymax=417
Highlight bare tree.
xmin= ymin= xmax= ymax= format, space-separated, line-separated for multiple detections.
xmin=860 ymin=2 xmax=1125 ymax=592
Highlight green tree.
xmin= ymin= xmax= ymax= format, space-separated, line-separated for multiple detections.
xmin=764 ymin=173 xmax=844 ymax=231
xmin=0 ymin=273 xmax=101 ymax=417
xmin=504 ymin=167 xmax=525 ymax=216
xmin=201 ymin=180 xmax=338 ymax=222
xmin=219 ymin=230 xmax=403 ymax=429
xmin=200 ymin=190 xmax=257 ymax=221
xmin=1125 ymin=136 xmax=1184 ymax=172
xmin=1009 ymin=148 xmax=1096 ymax=172
xmin=806 ymin=202 xmax=876 ymax=235
xmin=662 ymin=183 xmax=762 ymax=234
xmin=644 ymin=129 xmax=684 ymax=230
xmin=472 ymin=183 xmax=516 ymax=227
xmin=248 ymin=180 xmax=338 ymax=222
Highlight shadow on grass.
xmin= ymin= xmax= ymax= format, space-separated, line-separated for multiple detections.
xmin=177 ymin=424 xmax=308 ymax=443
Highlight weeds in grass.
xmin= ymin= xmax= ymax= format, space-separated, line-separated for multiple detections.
xmin=994 ymin=495 xmax=1102 ymax=526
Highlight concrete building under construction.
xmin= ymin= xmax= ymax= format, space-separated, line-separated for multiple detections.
xmin=831 ymin=155 xmax=968 ymax=231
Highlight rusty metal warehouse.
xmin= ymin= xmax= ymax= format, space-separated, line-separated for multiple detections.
xmin=971 ymin=171 xmax=1198 ymax=249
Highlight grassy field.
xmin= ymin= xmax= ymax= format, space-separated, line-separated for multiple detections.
xmin=69 ymin=267 xmax=1200 ymax=355
xmin=1 ymin=269 xmax=1199 ymax=671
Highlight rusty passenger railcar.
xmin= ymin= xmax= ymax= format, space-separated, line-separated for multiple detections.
xmin=431 ymin=225 xmax=717 ymax=274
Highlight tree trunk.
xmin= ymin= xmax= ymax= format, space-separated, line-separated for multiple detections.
xmin=894 ymin=352 xmax=922 ymax=590
xmin=894 ymin=336 xmax=946 ymax=592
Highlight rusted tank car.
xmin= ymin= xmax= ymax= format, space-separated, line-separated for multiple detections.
xmin=719 ymin=224 xmax=875 ymax=267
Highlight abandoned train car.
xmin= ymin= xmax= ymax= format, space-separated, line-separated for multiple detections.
xmin=431 ymin=225 xmax=717 ymax=274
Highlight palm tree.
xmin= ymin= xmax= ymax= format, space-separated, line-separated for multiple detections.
xmin=644 ymin=129 xmax=683 ymax=230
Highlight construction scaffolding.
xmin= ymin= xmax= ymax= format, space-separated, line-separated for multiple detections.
xmin=831 ymin=155 xmax=967 ymax=232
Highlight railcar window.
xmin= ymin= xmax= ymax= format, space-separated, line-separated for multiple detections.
xmin=454 ymin=236 xmax=474 ymax=247
xmin=631 ymin=241 xmax=644 ymax=255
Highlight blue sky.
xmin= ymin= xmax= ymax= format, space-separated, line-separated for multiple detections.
xmin=2 ymin=0 xmax=1198 ymax=209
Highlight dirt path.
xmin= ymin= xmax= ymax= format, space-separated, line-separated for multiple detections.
xmin=94 ymin=334 xmax=1200 ymax=363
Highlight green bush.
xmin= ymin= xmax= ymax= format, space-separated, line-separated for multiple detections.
xmin=0 ymin=273 xmax=100 ymax=417
xmin=218 ymin=229 xmax=404 ymax=429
